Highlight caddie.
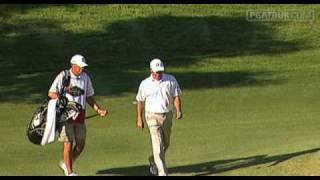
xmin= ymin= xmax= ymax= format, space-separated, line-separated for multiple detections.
xmin=48 ymin=54 xmax=107 ymax=176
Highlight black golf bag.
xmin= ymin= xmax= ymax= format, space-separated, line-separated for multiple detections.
xmin=26 ymin=69 xmax=77 ymax=145
xmin=26 ymin=98 xmax=82 ymax=145
xmin=26 ymin=99 xmax=50 ymax=145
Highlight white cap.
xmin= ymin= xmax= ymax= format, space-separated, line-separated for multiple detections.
xmin=150 ymin=58 xmax=165 ymax=72
xmin=70 ymin=54 xmax=88 ymax=68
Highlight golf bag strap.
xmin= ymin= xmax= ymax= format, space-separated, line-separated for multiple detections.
xmin=59 ymin=69 xmax=71 ymax=97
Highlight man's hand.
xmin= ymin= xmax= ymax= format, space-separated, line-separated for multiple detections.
xmin=97 ymin=108 xmax=108 ymax=117
xmin=176 ymin=111 xmax=183 ymax=120
xmin=87 ymin=96 xmax=108 ymax=117
xmin=174 ymin=96 xmax=182 ymax=120
xmin=137 ymin=117 xmax=144 ymax=129
xmin=136 ymin=101 xmax=144 ymax=129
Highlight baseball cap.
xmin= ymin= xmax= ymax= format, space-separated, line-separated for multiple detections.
xmin=70 ymin=54 xmax=88 ymax=68
xmin=150 ymin=58 xmax=165 ymax=72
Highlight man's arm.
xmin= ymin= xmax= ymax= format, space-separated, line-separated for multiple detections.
xmin=174 ymin=96 xmax=183 ymax=119
xmin=48 ymin=92 xmax=59 ymax=99
xmin=136 ymin=101 xmax=144 ymax=129
xmin=48 ymin=71 xmax=65 ymax=100
xmin=87 ymin=96 xmax=107 ymax=117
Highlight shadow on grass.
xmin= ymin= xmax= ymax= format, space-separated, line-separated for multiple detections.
xmin=0 ymin=70 xmax=284 ymax=103
xmin=0 ymin=6 xmax=311 ymax=103
xmin=96 ymin=148 xmax=320 ymax=176
xmin=94 ymin=70 xmax=282 ymax=94
xmin=0 ymin=5 xmax=50 ymax=18
xmin=175 ymin=71 xmax=283 ymax=90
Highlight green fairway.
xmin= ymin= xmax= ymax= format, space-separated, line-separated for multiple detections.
xmin=1 ymin=4 xmax=320 ymax=176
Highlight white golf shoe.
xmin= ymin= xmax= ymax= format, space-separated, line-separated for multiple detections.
xmin=148 ymin=157 xmax=158 ymax=176
xmin=68 ymin=172 xmax=78 ymax=176
xmin=59 ymin=161 xmax=68 ymax=176
xmin=59 ymin=161 xmax=79 ymax=176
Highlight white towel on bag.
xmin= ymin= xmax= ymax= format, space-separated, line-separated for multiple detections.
xmin=41 ymin=99 xmax=58 ymax=146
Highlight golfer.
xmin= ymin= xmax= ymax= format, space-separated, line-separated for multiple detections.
xmin=48 ymin=54 xmax=107 ymax=176
xmin=136 ymin=58 xmax=183 ymax=176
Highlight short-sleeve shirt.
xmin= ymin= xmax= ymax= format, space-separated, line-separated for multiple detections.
xmin=49 ymin=69 xmax=94 ymax=110
xmin=136 ymin=73 xmax=182 ymax=113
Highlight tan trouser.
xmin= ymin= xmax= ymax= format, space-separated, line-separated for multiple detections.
xmin=145 ymin=111 xmax=173 ymax=176
xmin=58 ymin=122 xmax=87 ymax=142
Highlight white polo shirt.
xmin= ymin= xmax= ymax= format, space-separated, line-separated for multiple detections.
xmin=136 ymin=73 xmax=182 ymax=113
xmin=49 ymin=69 xmax=95 ymax=109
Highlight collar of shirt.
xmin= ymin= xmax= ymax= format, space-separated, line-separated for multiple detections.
xmin=69 ymin=69 xmax=82 ymax=79
xmin=150 ymin=74 xmax=165 ymax=83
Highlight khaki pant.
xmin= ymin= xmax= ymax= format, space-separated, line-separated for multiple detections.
xmin=145 ymin=111 xmax=173 ymax=176
xmin=58 ymin=121 xmax=87 ymax=142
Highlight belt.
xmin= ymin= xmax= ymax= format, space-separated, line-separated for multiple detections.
xmin=147 ymin=111 xmax=171 ymax=115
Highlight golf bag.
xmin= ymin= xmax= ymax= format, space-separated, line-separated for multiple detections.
xmin=26 ymin=69 xmax=79 ymax=145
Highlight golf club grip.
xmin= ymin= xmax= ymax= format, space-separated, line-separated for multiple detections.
xmin=86 ymin=114 xmax=99 ymax=119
